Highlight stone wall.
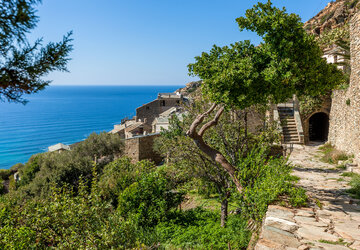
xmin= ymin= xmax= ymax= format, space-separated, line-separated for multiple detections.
xmin=302 ymin=96 xmax=332 ymax=145
xmin=328 ymin=11 xmax=360 ymax=165
xmin=124 ymin=134 xmax=162 ymax=164
xmin=136 ymin=98 xmax=181 ymax=126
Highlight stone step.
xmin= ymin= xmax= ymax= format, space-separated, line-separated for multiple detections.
xmin=283 ymin=131 xmax=298 ymax=135
xmin=284 ymin=136 xmax=299 ymax=140
xmin=283 ymin=123 xmax=296 ymax=127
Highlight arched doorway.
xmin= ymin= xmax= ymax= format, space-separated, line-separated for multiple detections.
xmin=309 ymin=112 xmax=329 ymax=142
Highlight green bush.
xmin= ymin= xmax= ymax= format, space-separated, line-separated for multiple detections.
xmin=0 ymin=170 xmax=11 ymax=181
xmin=0 ymin=182 xmax=5 ymax=195
xmin=118 ymin=171 xmax=184 ymax=228
xmin=0 ymin=177 xmax=137 ymax=249
xmin=15 ymin=132 xmax=124 ymax=198
xmin=235 ymin=146 xmax=307 ymax=221
xmin=99 ymin=157 xmax=155 ymax=205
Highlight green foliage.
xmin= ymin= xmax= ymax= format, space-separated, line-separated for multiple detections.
xmin=16 ymin=132 xmax=124 ymax=198
xmin=0 ymin=181 xmax=5 ymax=195
xmin=118 ymin=171 xmax=184 ymax=227
xmin=298 ymin=93 xmax=330 ymax=119
xmin=18 ymin=155 xmax=41 ymax=186
xmin=0 ymin=169 xmax=11 ymax=181
xmin=99 ymin=157 xmax=155 ymax=205
xmin=317 ymin=24 xmax=350 ymax=49
xmin=346 ymin=172 xmax=360 ymax=199
xmin=0 ymin=0 xmax=73 ymax=104
xmin=155 ymin=208 xmax=251 ymax=249
xmin=345 ymin=0 xmax=360 ymax=8
xmin=235 ymin=146 xmax=307 ymax=221
xmin=346 ymin=98 xmax=351 ymax=106
xmin=0 ymin=177 xmax=137 ymax=249
xmin=189 ymin=1 xmax=343 ymax=110
xmin=320 ymin=10 xmax=335 ymax=25
xmin=319 ymin=143 xmax=350 ymax=164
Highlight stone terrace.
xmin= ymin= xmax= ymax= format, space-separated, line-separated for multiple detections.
xmin=255 ymin=144 xmax=360 ymax=250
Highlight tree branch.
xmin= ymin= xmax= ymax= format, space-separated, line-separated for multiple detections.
xmin=187 ymin=103 xmax=217 ymax=136
xmin=198 ymin=106 xmax=224 ymax=137
xmin=186 ymin=103 xmax=243 ymax=193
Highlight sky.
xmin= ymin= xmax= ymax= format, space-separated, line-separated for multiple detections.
xmin=28 ymin=0 xmax=332 ymax=86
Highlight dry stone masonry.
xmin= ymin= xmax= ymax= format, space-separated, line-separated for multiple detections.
xmin=328 ymin=11 xmax=360 ymax=167
xmin=255 ymin=144 xmax=360 ymax=250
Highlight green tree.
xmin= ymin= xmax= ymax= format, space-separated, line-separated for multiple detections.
xmin=0 ymin=0 xmax=73 ymax=104
xmin=187 ymin=1 xmax=344 ymax=192
xmin=155 ymin=94 xmax=278 ymax=227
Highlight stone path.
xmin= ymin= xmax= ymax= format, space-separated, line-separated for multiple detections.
xmin=255 ymin=143 xmax=360 ymax=250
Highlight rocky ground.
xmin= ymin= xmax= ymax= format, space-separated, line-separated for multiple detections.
xmin=255 ymin=143 xmax=360 ymax=250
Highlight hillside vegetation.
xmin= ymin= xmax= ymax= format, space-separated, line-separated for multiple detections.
xmin=0 ymin=0 xmax=347 ymax=248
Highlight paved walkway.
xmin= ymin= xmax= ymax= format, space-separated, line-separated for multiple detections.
xmin=255 ymin=144 xmax=360 ymax=250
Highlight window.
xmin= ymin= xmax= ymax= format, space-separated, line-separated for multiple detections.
xmin=160 ymin=100 xmax=165 ymax=106
xmin=146 ymin=106 xmax=150 ymax=110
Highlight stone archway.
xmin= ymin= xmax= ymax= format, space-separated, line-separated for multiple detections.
xmin=308 ymin=112 xmax=329 ymax=142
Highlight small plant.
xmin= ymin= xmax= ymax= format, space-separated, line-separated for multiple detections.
xmin=315 ymin=198 xmax=323 ymax=209
xmin=337 ymin=178 xmax=345 ymax=182
xmin=346 ymin=98 xmax=351 ymax=106
xmin=318 ymin=144 xmax=350 ymax=164
xmin=347 ymin=173 xmax=360 ymax=199
xmin=318 ymin=238 xmax=347 ymax=246
xmin=336 ymin=164 xmax=346 ymax=170
xmin=341 ymin=172 xmax=359 ymax=178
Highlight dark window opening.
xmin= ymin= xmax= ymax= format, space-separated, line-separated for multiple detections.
xmin=160 ymin=100 xmax=165 ymax=106
xmin=309 ymin=112 xmax=329 ymax=142
xmin=146 ymin=106 xmax=150 ymax=110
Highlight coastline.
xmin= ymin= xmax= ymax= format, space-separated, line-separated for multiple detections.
xmin=0 ymin=85 xmax=183 ymax=169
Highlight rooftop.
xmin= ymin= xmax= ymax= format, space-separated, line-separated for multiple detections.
xmin=48 ymin=143 xmax=71 ymax=152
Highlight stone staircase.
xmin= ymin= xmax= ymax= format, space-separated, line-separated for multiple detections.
xmin=278 ymin=106 xmax=301 ymax=144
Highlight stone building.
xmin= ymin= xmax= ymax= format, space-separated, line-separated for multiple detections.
xmin=328 ymin=11 xmax=360 ymax=166
xmin=48 ymin=143 xmax=71 ymax=153
xmin=124 ymin=133 xmax=162 ymax=164
xmin=111 ymin=92 xmax=185 ymax=139
xmin=136 ymin=92 xmax=184 ymax=126
xmin=151 ymin=107 xmax=186 ymax=133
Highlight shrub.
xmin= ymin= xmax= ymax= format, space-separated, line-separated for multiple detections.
xmin=15 ymin=132 xmax=124 ymax=198
xmin=235 ymin=146 xmax=307 ymax=221
xmin=0 ymin=170 xmax=11 ymax=181
xmin=117 ymin=172 xmax=184 ymax=228
xmin=99 ymin=157 xmax=155 ymax=205
xmin=0 ymin=177 xmax=137 ymax=249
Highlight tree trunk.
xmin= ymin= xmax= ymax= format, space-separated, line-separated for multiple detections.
xmin=187 ymin=104 xmax=243 ymax=193
xmin=220 ymin=197 xmax=228 ymax=227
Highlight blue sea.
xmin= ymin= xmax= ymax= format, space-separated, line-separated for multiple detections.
xmin=0 ymin=85 xmax=181 ymax=169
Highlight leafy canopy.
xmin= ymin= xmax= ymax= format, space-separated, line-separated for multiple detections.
xmin=0 ymin=0 xmax=73 ymax=104
xmin=188 ymin=1 xmax=344 ymax=109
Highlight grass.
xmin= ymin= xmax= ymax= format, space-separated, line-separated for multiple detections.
xmin=340 ymin=172 xmax=360 ymax=199
xmin=341 ymin=172 xmax=359 ymax=178
xmin=318 ymin=143 xmax=351 ymax=164
xmin=337 ymin=178 xmax=345 ymax=182
xmin=314 ymin=198 xmax=323 ymax=210
xmin=318 ymin=238 xmax=347 ymax=246
xmin=183 ymin=192 xmax=238 ymax=212
xmin=336 ymin=164 xmax=347 ymax=170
